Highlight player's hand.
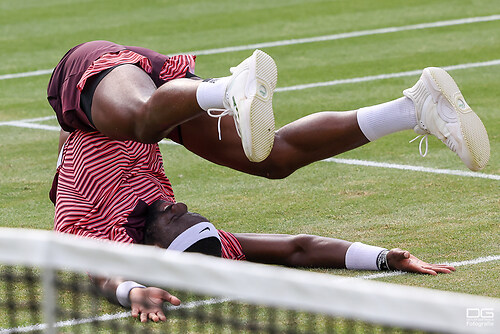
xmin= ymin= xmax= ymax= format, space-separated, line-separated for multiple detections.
xmin=387 ymin=248 xmax=456 ymax=275
xmin=129 ymin=287 xmax=181 ymax=322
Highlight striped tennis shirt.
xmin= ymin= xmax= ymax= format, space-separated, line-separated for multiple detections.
xmin=50 ymin=40 xmax=245 ymax=260
xmin=55 ymin=130 xmax=174 ymax=244
xmin=54 ymin=130 xmax=246 ymax=260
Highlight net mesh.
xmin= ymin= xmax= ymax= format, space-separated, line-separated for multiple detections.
xmin=0 ymin=228 xmax=498 ymax=334
xmin=0 ymin=266 xmax=417 ymax=334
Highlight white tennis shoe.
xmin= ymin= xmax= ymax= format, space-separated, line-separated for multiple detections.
xmin=208 ymin=50 xmax=277 ymax=163
xmin=404 ymin=67 xmax=490 ymax=171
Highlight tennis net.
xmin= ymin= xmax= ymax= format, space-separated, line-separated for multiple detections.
xmin=0 ymin=228 xmax=498 ymax=333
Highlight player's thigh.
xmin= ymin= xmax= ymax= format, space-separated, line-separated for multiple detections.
xmin=91 ymin=64 xmax=157 ymax=140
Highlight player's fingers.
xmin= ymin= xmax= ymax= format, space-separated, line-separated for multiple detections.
xmin=425 ymin=264 xmax=455 ymax=272
xmin=436 ymin=264 xmax=456 ymax=271
xmin=158 ymin=311 xmax=167 ymax=322
xmin=140 ymin=312 xmax=148 ymax=323
xmin=420 ymin=267 xmax=438 ymax=276
xmin=431 ymin=266 xmax=454 ymax=274
xmin=166 ymin=294 xmax=181 ymax=306
xmin=131 ymin=307 xmax=139 ymax=318
xmin=149 ymin=312 xmax=159 ymax=322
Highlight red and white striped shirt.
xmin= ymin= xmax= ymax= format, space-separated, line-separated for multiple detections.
xmin=219 ymin=230 xmax=246 ymax=260
xmin=55 ymin=130 xmax=175 ymax=244
xmin=53 ymin=131 xmax=247 ymax=260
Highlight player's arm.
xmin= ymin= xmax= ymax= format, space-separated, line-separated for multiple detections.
xmin=233 ymin=233 xmax=455 ymax=275
xmin=89 ymin=275 xmax=180 ymax=322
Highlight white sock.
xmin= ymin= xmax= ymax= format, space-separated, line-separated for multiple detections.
xmin=195 ymin=77 xmax=231 ymax=111
xmin=357 ymin=97 xmax=417 ymax=141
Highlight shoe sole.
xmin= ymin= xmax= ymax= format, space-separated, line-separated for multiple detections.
xmin=244 ymin=50 xmax=277 ymax=162
xmin=424 ymin=67 xmax=490 ymax=171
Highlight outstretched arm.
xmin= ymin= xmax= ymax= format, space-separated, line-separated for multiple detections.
xmin=233 ymin=233 xmax=455 ymax=275
xmin=90 ymin=275 xmax=181 ymax=322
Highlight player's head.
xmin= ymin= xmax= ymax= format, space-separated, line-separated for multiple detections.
xmin=144 ymin=200 xmax=222 ymax=257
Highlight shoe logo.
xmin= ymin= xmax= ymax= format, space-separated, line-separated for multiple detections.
xmin=199 ymin=227 xmax=210 ymax=234
xmin=258 ymin=84 xmax=268 ymax=98
xmin=457 ymin=98 xmax=466 ymax=109
xmin=455 ymin=95 xmax=470 ymax=112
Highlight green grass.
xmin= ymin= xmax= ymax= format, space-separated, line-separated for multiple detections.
xmin=0 ymin=0 xmax=499 ymax=330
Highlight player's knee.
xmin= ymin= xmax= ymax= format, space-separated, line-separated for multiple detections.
xmin=261 ymin=162 xmax=295 ymax=179
xmin=93 ymin=99 xmax=162 ymax=143
xmin=129 ymin=102 xmax=165 ymax=144
xmin=258 ymin=135 xmax=297 ymax=179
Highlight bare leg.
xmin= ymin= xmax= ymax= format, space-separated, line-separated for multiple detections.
xmin=175 ymin=109 xmax=368 ymax=179
xmin=87 ymin=64 xmax=397 ymax=179
xmin=91 ymin=64 xmax=204 ymax=143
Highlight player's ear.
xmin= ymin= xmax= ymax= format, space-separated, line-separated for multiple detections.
xmin=169 ymin=203 xmax=188 ymax=215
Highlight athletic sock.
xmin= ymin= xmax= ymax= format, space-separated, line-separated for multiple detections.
xmin=195 ymin=77 xmax=231 ymax=111
xmin=356 ymin=97 xmax=417 ymax=141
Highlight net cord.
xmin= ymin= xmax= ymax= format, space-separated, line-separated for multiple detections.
xmin=0 ymin=228 xmax=498 ymax=334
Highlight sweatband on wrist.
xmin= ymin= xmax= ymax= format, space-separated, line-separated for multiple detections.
xmin=377 ymin=249 xmax=391 ymax=271
xmin=116 ymin=281 xmax=146 ymax=307
xmin=345 ymin=242 xmax=387 ymax=271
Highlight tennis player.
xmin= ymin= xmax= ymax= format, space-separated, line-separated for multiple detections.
xmin=47 ymin=41 xmax=483 ymax=322
xmin=49 ymin=40 xmax=490 ymax=245
xmin=92 ymin=199 xmax=455 ymax=323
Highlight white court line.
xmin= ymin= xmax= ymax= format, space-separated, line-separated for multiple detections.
xmin=325 ymin=158 xmax=500 ymax=181
xmin=2 ymin=255 xmax=498 ymax=333
xmin=1 ymin=121 xmax=60 ymax=132
xmin=1 ymin=14 xmax=500 ymax=81
xmin=0 ymin=116 xmax=55 ymax=124
xmin=188 ymin=14 xmax=500 ymax=56
xmin=0 ymin=116 xmax=60 ymax=131
xmin=0 ymin=69 xmax=54 ymax=81
xmin=277 ymin=59 xmax=500 ymax=92
xmin=357 ymin=255 xmax=500 ymax=280
xmin=0 ymin=298 xmax=229 ymax=334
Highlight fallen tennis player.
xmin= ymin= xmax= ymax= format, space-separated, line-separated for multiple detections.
xmin=91 ymin=200 xmax=455 ymax=323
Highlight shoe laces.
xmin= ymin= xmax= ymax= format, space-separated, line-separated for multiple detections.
xmin=207 ymin=108 xmax=241 ymax=140
xmin=409 ymin=134 xmax=429 ymax=157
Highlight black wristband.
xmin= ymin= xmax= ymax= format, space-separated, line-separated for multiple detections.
xmin=377 ymin=250 xmax=391 ymax=271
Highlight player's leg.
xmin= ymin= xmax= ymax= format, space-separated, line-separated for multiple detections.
xmin=175 ymin=108 xmax=369 ymax=179
xmin=91 ymin=50 xmax=277 ymax=163
xmin=91 ymin=64 xmax=204 ymax=143
xmin=176 ymin=67 xmax=490 ymax=177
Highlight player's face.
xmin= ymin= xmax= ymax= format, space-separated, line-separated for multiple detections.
xmin=154 ymin=202 xmax=210 ymax=248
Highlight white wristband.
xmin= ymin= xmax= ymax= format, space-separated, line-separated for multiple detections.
xmin=116 ymin=281 xmax=146 ymax=307
xmin=345 ymin=242 xmax=387 ymax=271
